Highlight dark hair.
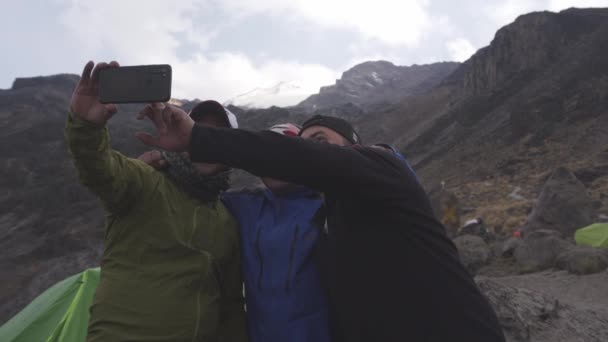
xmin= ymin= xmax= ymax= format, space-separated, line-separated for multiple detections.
xmin=300 ymin=115 xmax=361 ymax=145
xmin=189 ymin=100 xmax=230 ymax=126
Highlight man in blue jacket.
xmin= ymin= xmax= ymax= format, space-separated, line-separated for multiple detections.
xmin=221 ymin=123 xmax=331 ymax=342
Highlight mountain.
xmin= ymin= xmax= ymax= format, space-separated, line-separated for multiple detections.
xmin=226 ymin=61 xmax=460 ymax=135
xmin=224 ymin=81 xmax=310 ymax=109
xmin=296 ymin=61 xmax=460 ymax=112
xmin=223 ymin=61 xmax=459 ymax=111
xmin=363 ymin=7 xmax=608 ymax=233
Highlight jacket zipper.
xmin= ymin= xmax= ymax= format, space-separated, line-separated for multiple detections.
xmin=255 ymin=224 xmax=264 ymax=290
xmin=285 ymin=224 xmax=299 ymax=291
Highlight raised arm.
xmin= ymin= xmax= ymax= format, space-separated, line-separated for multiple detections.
xmin=66 ymin=113 xmax=148 ymax=214
xmin=136 ymin=105 xmax=423 ymax=201
xmin=188 ymin=126 xmax=420 ymax=200
xmin=67 ymin=61 xmax=148 ymax=214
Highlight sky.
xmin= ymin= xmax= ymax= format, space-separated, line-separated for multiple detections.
xmin=1 ymin=0 xmax=606 ymax=105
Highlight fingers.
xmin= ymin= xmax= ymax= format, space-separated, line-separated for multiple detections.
xmin=162 ymin=105 xmax=175 ymax=127
xmin=135 ymin=132 xmax=162 ymax=148
xmin=137 ymin=150 xmax=153 ymax=161
xmin=136 ymin=106 xmax=148 ymax=120
xmin=151 ymin=150 xmax=167 ymax=168
xmin=79 ymin=60 xmax=118 ymax=85
xmin=137 ymin=104 xmax=167 ymax=134
xmin=80 ymin=61 xmax=94 ymax=83
xmin=137 ymin=150 xmax=167 ymax=169
xmin=162 ymin=104 xmax=188 ymax=126
xmin=105 ymin=104 xmax=118 ymax=115
xmin=137 ymin=103 xmax=163 ymax=120
xmin=90 ymin=62 xmax=109 ymax=85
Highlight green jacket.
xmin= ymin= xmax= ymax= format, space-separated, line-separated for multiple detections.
xmin=66 ymin=113 xmax=247 ymax=342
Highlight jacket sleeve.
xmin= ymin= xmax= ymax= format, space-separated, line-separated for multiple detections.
xmin=189 ymin=126 xmax=421 ymax=201
xmin=65 ymin=112 xmax=148 ymax=214
xmin=217 ymin=234 xmax=248 ymax=342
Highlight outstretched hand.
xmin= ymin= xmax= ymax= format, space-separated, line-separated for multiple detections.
xmin=70 ymin=61 xmax=120 ymax=125
xmin=135 ymin=103 xmax=194 ymax=152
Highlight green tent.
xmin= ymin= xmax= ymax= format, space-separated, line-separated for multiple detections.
xmin=575 ymin=223 xmax=608 ymax=248
xmin=0 ymin=268 xmax=100 ymax=342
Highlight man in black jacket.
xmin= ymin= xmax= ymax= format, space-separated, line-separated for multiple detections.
xmin=136 ymin=102 xmax=506 ymax=342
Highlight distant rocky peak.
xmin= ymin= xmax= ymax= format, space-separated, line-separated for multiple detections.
xmin=341 ymin=60 xmax=396 ymax=80
xmin=297 ymin=60 xmax=460 ymax=112
xmin=460 ymin=8 xmax=608 ymax=93
xmin=11 ymin=74 xmax=79 ymax=91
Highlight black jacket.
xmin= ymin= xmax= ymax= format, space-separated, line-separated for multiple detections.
xmin=189 ymin=126 xmax=506 ymax=342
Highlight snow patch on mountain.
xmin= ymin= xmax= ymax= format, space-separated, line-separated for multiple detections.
xmin=224 ymin=82 xmax=312 ymax=108
xmin=371 ymin=71 xmax=383 ymax=84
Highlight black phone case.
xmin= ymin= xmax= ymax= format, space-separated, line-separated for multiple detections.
xmin=99 ymin=65 xmax=172 ymax=104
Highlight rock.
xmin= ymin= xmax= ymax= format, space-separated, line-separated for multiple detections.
xmin=453 ymin=235 xmax=491 ymax=274
xmin=501 ymin=237 xmax=523 ymax=257
xmin=459 ymin=218 xmax=494 ymax=242
xmin=429 ymin=187 xmax=461 ymax=237
xmin=556 ymin=245 xmax=608 ymax=275
xmin=523 ymin=167 xmax=596 ymax=238
xmin=514 ymin=230 xmax=573 ymax=272
xmin=508 ymin=186 xmax=526 ymax=201
xmin=476 ymin=277 xmax=608 ymax=342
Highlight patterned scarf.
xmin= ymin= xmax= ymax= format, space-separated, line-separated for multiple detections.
xmin=162 ymin=151 xmax=230 ymax=202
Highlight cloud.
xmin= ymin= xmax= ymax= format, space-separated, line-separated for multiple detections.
xmin=483 ymin=0 xmax=545 ymax=27
xmin=56 ymin=0 xmax=338 ymax=102
xmin=172 ymin=53 xmax=337 ymax=100
xmin=446 ymin=38 xmax=476 ymax=62
xmin=4 ymin=0 xmax=603 ymax=105
xmin=217 ymin=0 xmax=436 ymax=47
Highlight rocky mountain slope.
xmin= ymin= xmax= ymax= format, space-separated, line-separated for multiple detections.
xmin=357 ymin=8 xmax=608 ymax=233
xmin=296 ymin=60 xmax=459 ymax=113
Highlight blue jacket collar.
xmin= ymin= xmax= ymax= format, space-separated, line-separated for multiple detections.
xmin=262 ymin=186 xmax=319 ymax=202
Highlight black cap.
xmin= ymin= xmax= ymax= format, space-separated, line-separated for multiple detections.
xmin=189 ymin=100 xmax=232 ymax=127
xmin=300 ymin=115 xmax=362 ymax=145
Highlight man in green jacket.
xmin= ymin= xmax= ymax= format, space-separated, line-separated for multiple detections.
xmin=66 ymin=61 xmax=247 ymax=342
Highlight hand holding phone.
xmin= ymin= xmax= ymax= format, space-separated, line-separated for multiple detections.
xmin=70 ymin=61 xmax=120 ymax=125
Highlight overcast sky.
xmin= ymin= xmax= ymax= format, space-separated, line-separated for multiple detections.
xmin=1 ymin=0 xmax=606 ymax=103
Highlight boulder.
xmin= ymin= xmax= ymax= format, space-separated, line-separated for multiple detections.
xmin=523 ymin=167 xmax=596 ymax=237
xmin=501 ymin=237 xmax=523 ymax=257
xmin=459 ymin=218 xmax=494 ymax=242
xmin=429 ymin=186 xmax=461 ymax=237
xmin=556 ymin=245 xmax=608 ymax=275
xmin=476 ymin=277 xmax=608 ymax=342
xmin=514 ymin=230 xmax=573 ymax=272
xmin=453 ymin=235 xmax=491 ymax=274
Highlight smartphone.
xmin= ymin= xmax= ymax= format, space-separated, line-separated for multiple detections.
xmin=99 ymin=64 xmax=172 ymax=104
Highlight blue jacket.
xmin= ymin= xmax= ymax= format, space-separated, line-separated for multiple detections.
xmin=222 ymin=187 xmax=330 ymax=342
